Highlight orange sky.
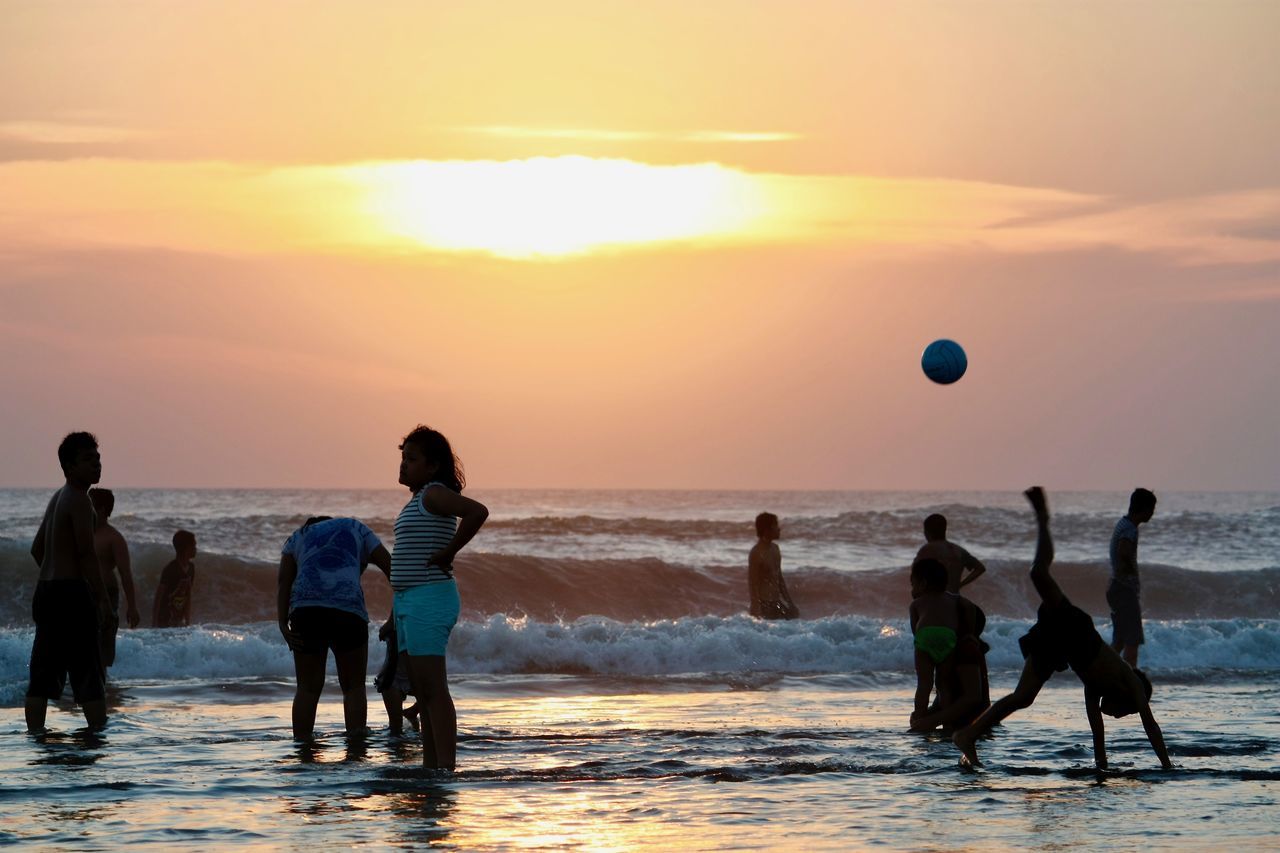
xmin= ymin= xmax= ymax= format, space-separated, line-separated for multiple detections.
xmin=2 ymin=1 xmax=1278 ymax=489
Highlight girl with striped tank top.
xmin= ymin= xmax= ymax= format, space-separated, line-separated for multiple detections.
xmin=392 ymin=425 xmax=488 ymax=770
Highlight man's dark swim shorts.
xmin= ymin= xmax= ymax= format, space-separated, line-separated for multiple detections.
xmin=1018 ymin=596 xmax=1103 ymax=682
xmin=27 ymin=579 xmax=105 ymax=704
xmin=1106 ymin=580 xmax=1145 ymax=648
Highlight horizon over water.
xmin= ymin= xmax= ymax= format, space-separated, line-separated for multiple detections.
xmin=3 ymin=488 xmax=1278 ymax=848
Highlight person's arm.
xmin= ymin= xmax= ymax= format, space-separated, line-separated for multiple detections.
xmin=777 ymin=571 xmax=799 ymax=619
xmin=1085 ymin=687 xmax=1108 ymax=770
xmin=747 ymin=548 xmax=764 ymax=615
xmin=909 ymin=600 xmax=920 ymax=634
xmin=152 ymin=577 xmax=167 ymax=627
xmin=31 ymin=497 xmax=54 ymax=566
xmin=958 ymin=550 xmax=986 ymax=589
xmin=1138 ymin=702 xmax=1173 ymax=769
xmin=1114 ymin=537 xmax=1138 ymax=582
xmin=114 ymin=532 xmax=141 ymax=629
xmin=277 ymin=554 xmax=299 ymax=649
xmin=182 ymin=567 xmax=194 ymax=626
xmin=421 ymin=487 xmax=489 ymax=567
xmin=153 ymin=563 xmax=175 ymax=627
xmin=369 ymin=544 xmax=392 ymax=579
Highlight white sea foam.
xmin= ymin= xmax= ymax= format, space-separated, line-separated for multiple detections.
xmin=4 ymin=615 xmax=1278 ymax=705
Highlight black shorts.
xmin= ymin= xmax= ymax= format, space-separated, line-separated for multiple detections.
xmin=27 ymin=579 xmax=105 ymax=704
xmin=1106 ymin=581 xmax=1145 ymax=648
xmin=289 ymin=607 xmax=368 ymax=655
xmin=1018 ymin=597 xmax=1103 ymax=682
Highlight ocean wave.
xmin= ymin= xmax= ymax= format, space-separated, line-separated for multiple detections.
xmin=2 ymin=538 xmax=1278 ymax=629
xmin=3 ymin=614 xmax=1278 ymax=706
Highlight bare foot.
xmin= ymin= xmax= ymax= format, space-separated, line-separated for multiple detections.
xmin=952 ymin=729 xmax=982 ymax=767
xmin=1023 ymin=486 xmax=1048 ymax=520
xmin=403 ymin=707 xmax=421 ymax=733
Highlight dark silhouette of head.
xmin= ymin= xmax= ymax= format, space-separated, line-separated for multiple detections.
xmin=1128 ymin=488 xmax=1157 ymax=522
xmin=173 ymin=529 xmax=196 ymax=554
xmin=755 ymin=512 xmax=779 ymax=539
xmin=58 ymin=431 xmax=99 ymax=475
xmin=303 ymin=516 xmax=334 ymax=529
xmin=1100 ymin=668 xmax=1153 ymax=718
xmin=923 ymin=513 xmax=947 ymax=541
xmin=90 ymin=488 xmax=115 ymax=519
xmin=400 ymin=425 xmax=465 ymax=492
xmin=911 ymin=557 xmax=948 ymax=594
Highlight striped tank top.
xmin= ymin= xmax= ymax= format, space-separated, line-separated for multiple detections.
xmin=390 ymin=483 xmax=458 ymax=590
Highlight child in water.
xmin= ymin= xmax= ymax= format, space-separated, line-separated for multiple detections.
xmin=375 ymin=618 xmax=419 ymax=735
xmin=153 ymin=530 xmax=197 ymax=628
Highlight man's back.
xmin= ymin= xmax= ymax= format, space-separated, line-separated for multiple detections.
xmin=915 ymin=540 xmax=981 ymax=594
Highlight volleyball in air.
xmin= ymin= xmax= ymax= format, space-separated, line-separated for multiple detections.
xmin=921 ymin=339 xmax=967 ymax=385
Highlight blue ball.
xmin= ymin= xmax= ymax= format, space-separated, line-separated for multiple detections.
xmin=921 ymin=339 xmax=967 ymax=385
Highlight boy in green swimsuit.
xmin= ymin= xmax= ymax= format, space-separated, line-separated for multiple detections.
xmin=909 ymin=558 xmax=988 ymax=731
xmin=909 ymin=558 xmax=960 ymax=719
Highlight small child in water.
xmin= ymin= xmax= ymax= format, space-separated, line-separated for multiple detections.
xmin=909 ymin=558 xmax=961 ymax=719
xmin=375 ymin=618 xmax=419 ymax=735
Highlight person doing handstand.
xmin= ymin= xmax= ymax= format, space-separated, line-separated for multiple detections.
xmin=953 ymin=487 xmax=1171 ymax=771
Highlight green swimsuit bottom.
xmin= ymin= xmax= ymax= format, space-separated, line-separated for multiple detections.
xmin=914 ymin=625 xmax=958 ymax=664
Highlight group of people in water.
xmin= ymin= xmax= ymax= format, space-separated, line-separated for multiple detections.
xmin=25 ymin=426 xmax=1170 ymax=772
xmin=25 ymin=425 xmax=485 ymax=770
xmin=748 ymin=483 xmax=1168 ymax=769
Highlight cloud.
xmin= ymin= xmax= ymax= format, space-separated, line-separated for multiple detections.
xmin=1 ymin=155 xmax=1277 ymax=266
xmin=0 ymin=120 xmax=145 ymax=145
xmin=458 ymin=126 xmax=800 ymax=144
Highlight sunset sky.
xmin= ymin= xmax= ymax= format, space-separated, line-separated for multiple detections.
xmin=2 ymin=0 xmax=1278 ymax=490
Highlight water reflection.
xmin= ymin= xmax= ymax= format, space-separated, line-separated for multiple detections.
xmin=29 ymin=728 xmax=108 ymax=768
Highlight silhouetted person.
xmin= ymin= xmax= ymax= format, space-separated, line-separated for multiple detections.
xmin=26 ymin=432 xmax=111 ymax=732
xmin=392 ymin=425 xmax=489 ymax=771
xmin=953 ymin=488 xmax=1172 ymax=771
xmin=748 ymin=512 xmax=799 ymax=620
xmin=90 ymin=488 xmax=141 ymax=679
xmin=908 ymin=558 xmax=988 ymax=732
xmin=278 ymin=515 xmax=392 ymax=740
xmin=1109 ymin=488 xmax=1156 ymax=667
xmin=916 ymin=513 xmax=987 ymax=594
xmin=153 ymin=530 xmax=197 ymax=628
xmin=915 ymin=513 xmax=991 ymax=706
xmin=375 ymin=620 xmax=420 ymax=736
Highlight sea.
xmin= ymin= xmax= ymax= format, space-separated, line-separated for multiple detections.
xmin=1 ymin=488 xmax=1277 ymax=850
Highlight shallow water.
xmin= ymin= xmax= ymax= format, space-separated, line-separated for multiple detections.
xmin=4 ymin=673 xmax=1278 ymax=850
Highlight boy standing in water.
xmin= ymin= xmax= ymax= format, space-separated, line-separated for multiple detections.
xmin=90 ymin=488 xmax=141 ymax=677
xmin=153 ymin=530 xmax=197 ymax=628
xmin=748 ymin=512 xmax=800 ymax=620
xmin=26 ymin=431 xmax=111 ymax=732
xmin=1109 ymin=488 xmax=1156 ymax=667
xmin=953 ymin=487 xmax=1171 ymax=771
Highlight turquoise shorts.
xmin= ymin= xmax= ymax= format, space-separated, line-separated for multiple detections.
xmin=393 ymin=581 xmax=460 ymax=657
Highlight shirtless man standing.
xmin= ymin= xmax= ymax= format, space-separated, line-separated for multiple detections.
xmin=916 ymin=513 xmax=987 ymax=594
xmin=90 ymin=488 xmax=141 ymax=679
xmin=26 ymin=432 xmax=112 ymax=732
xmin=748 ymin=512 xmax=799 ymax=620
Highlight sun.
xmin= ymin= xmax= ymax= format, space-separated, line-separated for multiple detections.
xmin=348 ymin=156 xmax=766 ymax=258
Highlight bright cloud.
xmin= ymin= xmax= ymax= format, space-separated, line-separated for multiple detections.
xmin=1 ymin=156 xmax=1278 ymax=265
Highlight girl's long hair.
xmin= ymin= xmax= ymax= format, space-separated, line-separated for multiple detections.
xmin=399 ymin=425 xmax=466 ymax=492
